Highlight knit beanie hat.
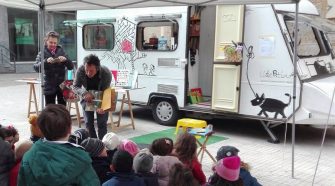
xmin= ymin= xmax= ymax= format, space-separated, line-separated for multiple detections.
xmin=112 ymin=150 xmax=133 ymax=173
xmin=69 ymin=128 xmax=90 ymax=144
xmin=133 ymin=148 xmax=153 ymax=173
xmin=28 ymin=114 xmax=43 ymax=138
xmin=102 ymin=132 xmax=121 ymax=150
xmin=216 ymin=145 xmax=239 ymax=160
xmin=215 ymin=156 xmax=241 ymax=181
xmin=118 ymin=139 xmax=139 ymax=157
xmin=81 ymin=138 xmax=105 ymax=157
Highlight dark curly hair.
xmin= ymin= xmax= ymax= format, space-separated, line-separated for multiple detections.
xmin=150 ymin=137 xmax=174 ymax=156
xmin=84 ymin=54 xmax=100 ymax=68
xmin=174 ymin=133 xmax=197 ymax=164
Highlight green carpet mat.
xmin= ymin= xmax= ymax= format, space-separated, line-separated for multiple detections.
xmin=130 ymin=128 xmax=228 ymax=145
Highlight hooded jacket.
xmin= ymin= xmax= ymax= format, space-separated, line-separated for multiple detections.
xmin=34 ymin=46 xmax=74 ymax=95
xmin=18 ymin=139 xmax=100 ymax=186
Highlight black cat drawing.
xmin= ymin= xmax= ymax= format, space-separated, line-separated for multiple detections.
xmin=251 ymin=93 xmax=291 ymax=119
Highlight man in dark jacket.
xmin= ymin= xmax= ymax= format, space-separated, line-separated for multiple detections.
xmin=34 ymin=31 xmax=74 ymax=105
xmin=18 ymin=104 xmax=100 ymax=186
xmin=73 ymin=54 xmax=112 ymax=139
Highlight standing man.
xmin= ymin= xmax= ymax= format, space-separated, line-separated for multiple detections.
xmin=73 ymin=54 xmax=112 ymax=139
xmin=34 ymin=31 xmax=74 ymax=105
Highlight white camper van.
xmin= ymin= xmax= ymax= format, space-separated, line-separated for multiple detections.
xmin=74 ymin=0 xmax=335 ymax=141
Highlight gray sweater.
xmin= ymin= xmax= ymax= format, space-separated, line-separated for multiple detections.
xmin=73 ymin=65 xmax=112 ymax=98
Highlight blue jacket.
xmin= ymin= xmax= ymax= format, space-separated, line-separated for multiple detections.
xmin=240 ymin=168 xmax=262 ymax=186
xmin=103 ymin=172 xmax=145 ymax=186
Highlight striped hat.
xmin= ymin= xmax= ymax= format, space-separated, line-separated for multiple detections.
xmin=81 ymin=138 xmax=105 ymax=157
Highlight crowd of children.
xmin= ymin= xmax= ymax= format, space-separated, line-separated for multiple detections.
xmin=0 ymin=104 xmax=261 ymax=186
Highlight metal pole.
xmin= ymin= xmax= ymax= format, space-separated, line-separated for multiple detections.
xmin=312 ymin=86 xmax=335 ymax=185
xmin=38 ymin=0 xmax=45 ymax=109
xmin=292 ymin=1 xmax=299 ymax=178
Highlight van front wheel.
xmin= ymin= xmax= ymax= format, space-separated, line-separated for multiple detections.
xmin=152 ymin=100 xmax=178 ymax=126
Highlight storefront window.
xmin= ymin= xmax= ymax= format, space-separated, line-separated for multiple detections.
xmin=8 ymin=8 xmax=38 ymax=61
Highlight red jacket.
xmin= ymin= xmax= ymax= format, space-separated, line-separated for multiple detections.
xmin=9 ymin=159 xmax=21 ymax=186
xmin=184 ymin=158 xmax=206 ymax=185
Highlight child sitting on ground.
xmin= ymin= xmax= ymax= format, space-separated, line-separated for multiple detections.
xmin=209 ymin=156 xmax=244 ymax=186
xmin=167 ymin=163 xmax=200 ymax=186
xmin=18 ymin=104 xmax=100 ymax=185
xmin=28 ymin=114 xmax=43 ymax=142
xmin=81 ymin=138 xmax=110 ymax=183
xmin=103 ymin=150 xmax=145 ymax=186
xmin=102 ymin=132 xmax=121 ymax=160
xmin=150 ymin=137 xmax=173 ymax=156
xmin=150 ymin=138 xmax=181 ymax=186
xmin=0 ymin=127 xmax=15 ymax=186
xmin=173 ymin=133 xmax=206 ymax=185
xmin=213 ymin=145 xmax=261 ymax=186
xmin=118 ymin=139 xmax=140 ymax=157
xmin=0 ymin=125 xmax=19 ymax=150
xmin=9 ymin=140 xmax=33 ymax=186
xmin=68 ymin=128 xmax=89 ymax=145
xmin=133 ymin=148 xmax=159 ymax=186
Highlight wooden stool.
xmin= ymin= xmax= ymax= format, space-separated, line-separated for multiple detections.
xmin=175 ymin=118 xmax=207 ymax=134
xmin=188 ymin=127 xmax=216 ymax=163
xmin=66 ymin=99 xmax=82 ymax=128
xmin=16 ymin=79 xmax=40 ymax=117
xmin=27 ymin=81 xmax=39 ymax=118
xmin=109 ymin=89 xmax=135 ymax=132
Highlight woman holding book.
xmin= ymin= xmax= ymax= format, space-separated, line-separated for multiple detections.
xmin=34 ymin=31 xmax=74 ymax=105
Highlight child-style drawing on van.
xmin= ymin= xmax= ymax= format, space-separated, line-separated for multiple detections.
xmin=102 ymin=18 xmax=147 ymax=71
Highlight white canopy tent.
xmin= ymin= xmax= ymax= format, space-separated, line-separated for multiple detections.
xmin=0 ymin=0 xmax=301 ymax=178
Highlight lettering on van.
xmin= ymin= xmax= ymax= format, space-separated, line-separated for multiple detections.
xmin=221 ymin=14 xmax=237 ymax=22
xmin=102 ymin=17 xmax=147 ymax=72
xmin=260 ymin=70 xmax=293 ymax=79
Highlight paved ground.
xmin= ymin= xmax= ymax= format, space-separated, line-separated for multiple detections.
xmin=1 ymin=73 xmax=335 ymax=185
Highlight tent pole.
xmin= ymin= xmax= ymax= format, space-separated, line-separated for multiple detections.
xmin=38 ymin=0 xmax=45 ymax=109
xmin=292 ymin=0 xmax=299 ymax=178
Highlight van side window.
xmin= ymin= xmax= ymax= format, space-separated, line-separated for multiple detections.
xmin=136 ymin=21 xmax=178 ymax=51
xmin=285 ymin=17 xmax=329 ymax=57
xmin=83 ymin=24 xmax=114 ymax=50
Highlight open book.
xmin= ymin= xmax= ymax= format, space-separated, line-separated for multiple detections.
xmin=85 ymin=88 xmax=117 ymax=112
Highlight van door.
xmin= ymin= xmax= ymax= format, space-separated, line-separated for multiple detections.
xmin=212 ymin=5 xmax=244 ymax=112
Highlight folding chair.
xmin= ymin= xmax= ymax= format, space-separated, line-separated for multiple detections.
xmin=188 ymin=125 xmax=216 ymax=163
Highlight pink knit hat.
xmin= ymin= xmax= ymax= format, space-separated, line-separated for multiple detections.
xmin=215 ymin=156 xmax=241 ymax=181
xmin=118 ymin=139 xmax=139 ymax=157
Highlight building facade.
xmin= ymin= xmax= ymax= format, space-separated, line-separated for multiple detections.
xmin=0 ymin=6 xmax=76 ymax=73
